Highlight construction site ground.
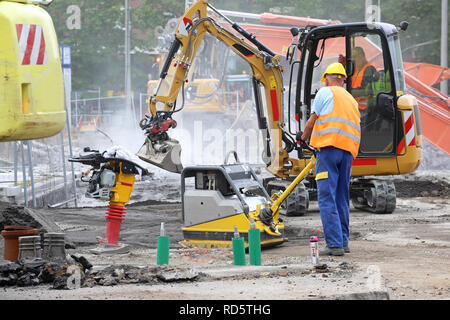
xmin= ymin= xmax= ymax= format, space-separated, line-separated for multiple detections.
xmin=0 ymin=170 xmax=449 ymax=301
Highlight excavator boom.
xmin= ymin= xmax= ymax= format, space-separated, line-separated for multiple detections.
xmin=137 ymin=0 xmax=292 ymax=176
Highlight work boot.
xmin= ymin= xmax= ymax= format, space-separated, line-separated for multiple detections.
xmin=319 ymin=247 xmax=345 ymax=256
xmin=344 ymin=246 xmax=350 ymax=253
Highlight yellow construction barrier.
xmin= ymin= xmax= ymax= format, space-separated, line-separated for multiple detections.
xmin=0 ymin=0 xmax=65 ymax=142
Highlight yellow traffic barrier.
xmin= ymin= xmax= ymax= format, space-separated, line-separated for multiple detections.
xmin=0 ymin=0 xmax=65 ymax=142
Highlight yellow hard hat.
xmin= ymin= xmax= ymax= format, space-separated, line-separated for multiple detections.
xmin=321 ymin=62 xmax=347 ymax=82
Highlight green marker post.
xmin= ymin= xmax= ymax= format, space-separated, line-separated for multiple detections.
xmin=232 ymin=226 xmax=246 ymax=266
xmin=248 ymin=217 xmax=261 ymax=266
xmin=157 ymin=222 xmax=169 ymax=265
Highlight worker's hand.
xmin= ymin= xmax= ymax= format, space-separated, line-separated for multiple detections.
xmin=338 ymin=54 xmax=346 ymax=67
xmin=296 ymin=131 xmax=304 ymax=145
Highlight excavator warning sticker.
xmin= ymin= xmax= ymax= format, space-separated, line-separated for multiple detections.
xmin=16 ymin=24 xmax=48 ymax=65
xmin=403 ymin=111 xmax=416 ymax=147
xmin=177 ymin=17 xmax=193 ymax=37
xmin=397 ymin=111 xmax=415 ymax=154
xmin=270 ymin=89 xmax=279 ymax=121
xmin=269 ymin=76 xmax=279 ymax=121
xmin=269 ymin=76 xmax=277 ymax=90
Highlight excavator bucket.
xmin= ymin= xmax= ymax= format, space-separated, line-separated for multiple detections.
xmin=136 ymin=137 xmax=183 ymax=173
xmin=229 ymin=100 xmax=257 ymax=131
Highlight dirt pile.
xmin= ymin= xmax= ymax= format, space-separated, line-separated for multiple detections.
xmin=394 ymin=179 xmax=450 ymax=198
xmin=0 ymin=205 xmax=75 ymax=249
xmin=393 ymin=176 xmax=450 ymax=198
xmin=0 ymin=206 xmax=43 ymax=232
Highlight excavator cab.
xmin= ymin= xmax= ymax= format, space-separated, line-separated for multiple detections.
xmin=291 ymin=22 xmax=422 ymax=213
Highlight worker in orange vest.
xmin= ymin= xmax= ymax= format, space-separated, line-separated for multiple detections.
xmin=350 ymin=47 xmax=377 ymax=110
xmin=338 ymin=47 xmax=377 ymax=111
xmin=300 ymin=62 xmax=361 ymax=256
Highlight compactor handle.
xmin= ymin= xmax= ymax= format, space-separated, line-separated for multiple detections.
xmin=295 ymin=132 xmax=315 ymax=153
xmin=300 ymin=140 xmax=315 ymax=153
xmin=295 ymin=131 xmax=316 ymax=157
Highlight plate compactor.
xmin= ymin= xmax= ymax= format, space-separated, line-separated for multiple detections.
xmin=179 ymin=151 xmax=316 ymax=248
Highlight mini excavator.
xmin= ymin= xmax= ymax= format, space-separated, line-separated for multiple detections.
xmin=135 ymin=0 xmax=422 ymax=248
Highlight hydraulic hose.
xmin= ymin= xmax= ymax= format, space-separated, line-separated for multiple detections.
xmin=160 ymin=37 xmax=181 ymax=80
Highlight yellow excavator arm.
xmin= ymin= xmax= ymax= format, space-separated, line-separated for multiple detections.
xmin=137 ymin=0 xmax=304 ymax=178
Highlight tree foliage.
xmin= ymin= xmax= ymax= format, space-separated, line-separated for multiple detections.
xmin=45 ymin=0 xmax=184 ymax=94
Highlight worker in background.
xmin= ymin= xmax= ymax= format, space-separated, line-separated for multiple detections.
xmin=149 ymin=57 xmax=160 ymax=80
xmin=300 ymin=62 xmax=361 ymax=256
xmin=339 ymin=47 xmax=377 ymax=111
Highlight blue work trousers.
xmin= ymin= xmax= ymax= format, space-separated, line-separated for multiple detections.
xmin=316 ymin=146 xmax=353 ymax=248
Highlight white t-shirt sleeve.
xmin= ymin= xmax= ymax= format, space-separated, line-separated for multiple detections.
xmin=311 ymin=87 xmax=334 ymax=116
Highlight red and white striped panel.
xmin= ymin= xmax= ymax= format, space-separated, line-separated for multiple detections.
xmin=15 ymin=24 xmax=48 ymax=65
xmin=177 ymin=17 xmax=192 ymax=37
xmin=397 ymin=111 xmax=415 ymax=154
xmin=403 ymin=111 xmax=416 ymax=147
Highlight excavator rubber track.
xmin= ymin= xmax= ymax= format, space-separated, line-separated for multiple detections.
xmin=350 ymin=179 xmax=396 ymax=214
xmin=264 ymin=179 xmax=310 ymax=216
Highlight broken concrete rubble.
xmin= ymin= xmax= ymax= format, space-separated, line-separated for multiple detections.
xmin=85 ymin=264 xmax=202 ymax=288
xmin=0 ymin=257 xmax=86 ymax=289
xmin=0 ymin=254 xmax=203 ymax=290
xmin=69 ymin=254 xmax=92 ymax=272
xmin=156 ymin=267 xmax=200 ymax=282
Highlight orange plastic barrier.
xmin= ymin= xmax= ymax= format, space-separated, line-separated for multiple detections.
xmin=404 ymin=62 xmax=450 ymax=87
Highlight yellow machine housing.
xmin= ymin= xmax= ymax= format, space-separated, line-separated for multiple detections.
xmin=179 ymin=151 xmax=316 ymax=249
xmin=108 ymin=161 xmax=137 ymax=207
xmin=0 ymin=0 xmax=65 ymax=142
xmin=180 ymin=161 xmax=289 ymax=248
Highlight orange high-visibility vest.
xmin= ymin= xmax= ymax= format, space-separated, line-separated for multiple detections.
xmin=310 ymin=86 xmax=361 ymax=159
xmin=352 ymin=63 xmax=376 ymax=110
